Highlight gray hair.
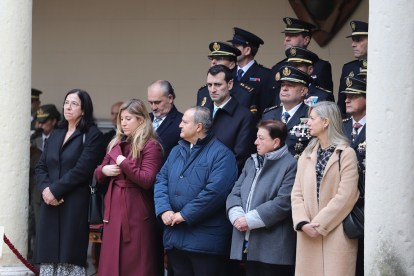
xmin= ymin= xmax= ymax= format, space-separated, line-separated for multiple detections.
xmin=304 ymin=101 xmax=350 ymax=156
xmin=147 ymin=80 xmax=176 ymax=100
xmin=189 ymin=106 xmax=212 ymax=134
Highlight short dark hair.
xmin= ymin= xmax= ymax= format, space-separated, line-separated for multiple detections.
xmin=58 ymin=89 xmax=97 ymax=133
xmin=148 ymin=80 xmax=176 ymax=100
xmin=207 ymin=65 xmax=233 ymax=83
xmin=257 ymin=119 xmax=287 ymax=148
xmin=243 ymin=45 xmax=259 ymax=57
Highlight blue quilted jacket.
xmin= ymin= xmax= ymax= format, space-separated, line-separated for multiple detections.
xmin=154 ymin=131 xmax=238 ymax=254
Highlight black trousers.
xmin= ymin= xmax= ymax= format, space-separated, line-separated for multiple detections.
xmin=245 ymin=261 xmax=294 ymax=276
xmin=167 ymin=247 xmax=228 ymax=276
xmin=355 ymin=238 xmax=364 ymax=276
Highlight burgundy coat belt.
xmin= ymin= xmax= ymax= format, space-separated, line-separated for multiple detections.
xmin=103 ymin=179 xmax=137 ymax=243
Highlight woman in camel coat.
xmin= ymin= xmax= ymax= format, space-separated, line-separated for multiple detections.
xmin=291 ymin=102 xmax=359 ymax=276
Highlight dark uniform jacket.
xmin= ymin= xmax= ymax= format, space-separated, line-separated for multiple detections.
xmin=31 ymin=114 xmax=37 ymax=131
xmin=206 ymin=97 xmax=257 ymax=174
xmin=232 ymin=61 xmax=270 ymax=115
xmin=102 ymin=129 xmax=116 ymax=154
xmin=337 ymin=60 xmax=360 ymax=114
xmin=262 ymin=103 xmax=311 ymax=159
xmin=34 ymin=126 xmax=103 ymax=267
xmin=150 ymin=105 xmax=183 ymax=165
xmin=263 ymin=58 xmax=333 ymax=110
xmin=306 ymin=85 xmax=335 ymax=103
xmin=343 ymin=117 xmax=366 ymax=179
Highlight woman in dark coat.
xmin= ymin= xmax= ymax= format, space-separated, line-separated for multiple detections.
xmin=34 ymin=89 xmax=103 ymax=275
xmin=95 ymin=99 xmax=162 ymax=276
xmin=226 ymin=119 xmax=297 ymax=276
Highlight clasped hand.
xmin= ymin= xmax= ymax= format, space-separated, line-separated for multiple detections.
xmin=302 ymin=223 xmax=321 ymax=238
xmin=42 ymin=187 xmax=64 ymax=206
xmin=161 ymin=211 xmax=185 ymax=226
xmin=234 ymin=217 xmax=251 ymax=232
xmin=102 ymin=155 xmax=126 ymax=177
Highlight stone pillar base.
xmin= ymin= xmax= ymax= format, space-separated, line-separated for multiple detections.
xmin=0 ymin=266 xmax=34 ymax=276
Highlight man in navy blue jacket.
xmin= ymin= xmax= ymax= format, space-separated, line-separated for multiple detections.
xmin=154 ymin=106 xmax=238 ymax=276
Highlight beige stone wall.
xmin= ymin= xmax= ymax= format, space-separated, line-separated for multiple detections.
xmin=32 ymin=0 xmax=368 ymax=119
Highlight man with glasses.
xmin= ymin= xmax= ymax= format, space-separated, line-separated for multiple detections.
xmin=197 ymin=42 xmax=260 ymax=116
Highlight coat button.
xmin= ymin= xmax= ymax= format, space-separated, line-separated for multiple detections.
xmin=175 ymin=194 xmax=178 ymax=197
xmin=180 ymin=175 xmax=183 ymax=178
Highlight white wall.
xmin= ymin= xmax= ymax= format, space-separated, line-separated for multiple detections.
xmin=32 ymin=0 xmax=369 ymax=119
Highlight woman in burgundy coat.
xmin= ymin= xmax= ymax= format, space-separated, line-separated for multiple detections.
xmin=95 ymin=99 xmax=163 ymax=276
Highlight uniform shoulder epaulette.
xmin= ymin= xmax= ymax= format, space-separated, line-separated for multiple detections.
xmin=240 ymin=83 xmax=254 ymax=93
xmin=319 ymin=58 xmax=330 ymax=63
xmin=263 ymin=105 xmax=278 ymax=114
xmin=198 ymin=84 xmax=206 ymax=90
xmin=315 ymin=86 xmax=332 ymax=93
xmin=257 ymin=63 xmax=270 ymax=70
xmin=274 ymin=58 xmax=287 ymax=66
xmin=343 ymin=116 xmax=352 ymax=122
xmin=344 ymin=60 xmax=359 ymax=66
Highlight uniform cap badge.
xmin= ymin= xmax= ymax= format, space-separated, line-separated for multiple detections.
xmin=349 ymin=71 xmax=354 ymax=77
xmin=290 ymin=47 xmax=296 ymax=56
xmin=213 ymin=42 xmax=220 ymax=51
xmin=286 ymin=18 xmax=292 ymax=26
xmin=37 ymin=108 xmax=44 ymax=115
xmin=363 ymin=60 xmax=368 ymax=67
xmin=275 ymin=72 xmax=281 ymax=81
xmin=346 ymin=78 xmax=353 ymax=87
xmin=351 ymin=22 xmax=356 ymax=31
xmin=283 ymin=67 xmax=291 ymax=76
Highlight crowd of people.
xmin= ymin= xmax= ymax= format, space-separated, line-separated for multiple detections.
xmin=28 ymin=17 xmax=367 ymax=276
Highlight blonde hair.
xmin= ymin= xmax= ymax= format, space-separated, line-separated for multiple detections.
xmin=304 ymin=101 xmax=349 ymax=156
xmin=108 ymin=99 xmax=160 ymax=160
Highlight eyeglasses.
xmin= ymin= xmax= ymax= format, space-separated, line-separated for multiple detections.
xmin=208 ymin=56 xmax=230 ymax=61
xmin=63 ymin=101 xmax=81 ymax=108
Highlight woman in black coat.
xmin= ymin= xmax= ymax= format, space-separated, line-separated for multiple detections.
xmin=34 ymin=89 xmax=103 ymax=275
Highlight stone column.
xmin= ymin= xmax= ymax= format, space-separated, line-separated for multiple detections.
xmin=0 ymin=1 xmax=33 ymax=275
xmin=366 ymin=1 xmax=414 ymax=275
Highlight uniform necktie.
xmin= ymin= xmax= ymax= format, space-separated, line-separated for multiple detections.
xmin=237 ymin=69 xmax=244 ymax=81
xmin=153 ymin=118 xmax=162 ymax=130
xmin=213 ymin=107 xmax=219 ymax=118
xmin=352 ymin=123 xmax=362 ymax=142
xmin=282 ymin=112 xmax=290 ymax=123
xmin=42 ymin=137 xmax=48 ymax=151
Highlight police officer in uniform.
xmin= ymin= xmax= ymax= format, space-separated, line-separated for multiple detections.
xmin=285 ymin=46 xmax=335 ymax=104
xmin=341 ymin=76 xmax=366 ymax=276
xmin=263 ymin=17 xmax=333 ymax=109
xmin=197 ymin=42 xmax=241 ymax=107
xmin=337 ymin=21 xmax=368 ymax=114
xmin=31 ymin=89 xmax=42 ymax=131
xmin=227 ymin=27 xmax=270 ymax=115
xmin=358 ymin=59 xmax=367 ymax=81
xmin=196 ymin=42 xmax=260 ymax=116
xmin=262 ymin=65 xmax=313 ymax=159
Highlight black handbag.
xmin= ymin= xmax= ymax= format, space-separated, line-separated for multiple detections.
xmin=88 ymin=177 xmax=105 ymax=225
xmin=339 ymin=150 xmax=364 ymax=239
